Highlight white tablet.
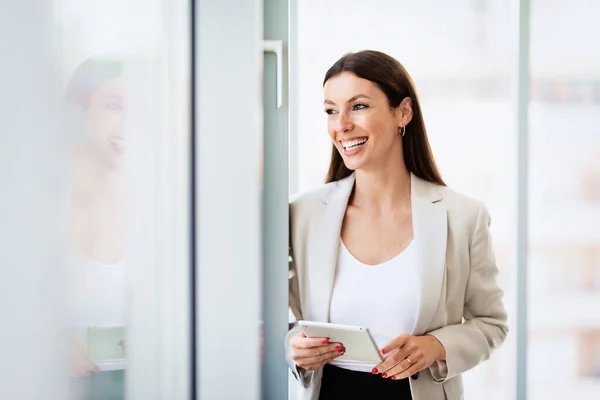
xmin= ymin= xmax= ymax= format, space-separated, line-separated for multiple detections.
xmin=87 ymin=324 xmax=126 ymax=371
xmin=298 ymin=321 xmax=383 ymax=363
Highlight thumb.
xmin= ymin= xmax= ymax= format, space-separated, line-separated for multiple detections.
xmin=381 ymin=334 xmax=410 ymax=355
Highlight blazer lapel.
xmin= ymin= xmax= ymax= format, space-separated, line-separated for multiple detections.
xmin=307 ymin=173 xmax=447 ymax=332
xmin=410 ymin=174 xmax=447 ymax=335
xmin=308 ymin=174 xmax=355 ymax=323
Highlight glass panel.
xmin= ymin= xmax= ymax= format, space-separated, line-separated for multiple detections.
xmin=4 ymin=1 xmax=190 ymax=398
xmin=55 ymin=1 xmax=192 ymax=398
xmin=294 ymin=1 xmax=516 ymax=399
xmin=529 ymin=0 xmax=600 ymax=398
xmin=0 ymin=2 xmax=66 ymax=398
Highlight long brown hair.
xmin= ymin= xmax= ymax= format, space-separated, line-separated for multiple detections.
xmin=323 ymin=50 xmax=445 ymax=186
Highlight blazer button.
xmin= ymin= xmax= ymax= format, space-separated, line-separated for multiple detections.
xmin=411 ymin=373 xmax=419 ymax=380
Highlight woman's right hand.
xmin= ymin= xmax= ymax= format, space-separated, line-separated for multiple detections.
xmin=290 ymin=331 xmax=345 ymax=371
xmin=69 ymin=336 xmax=100 ymax=377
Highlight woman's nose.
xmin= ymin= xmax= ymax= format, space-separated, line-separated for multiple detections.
xmin=335 ymin=112 xmax=353 ymax=133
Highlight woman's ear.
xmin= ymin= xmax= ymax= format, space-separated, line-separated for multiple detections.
xmin=395 ymin=97 xmax=413 ymax=126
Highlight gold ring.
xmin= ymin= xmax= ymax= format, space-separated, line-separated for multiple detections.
xmin=406 ymin=357 xmax=414 ymax=365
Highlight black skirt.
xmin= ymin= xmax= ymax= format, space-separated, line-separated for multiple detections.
xmin=319 ymin=364 xmax=413 ymax=400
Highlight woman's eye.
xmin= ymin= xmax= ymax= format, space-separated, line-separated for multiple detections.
xmin=325 ymin=108 xmax=338 ymax=115
xmin=352 ymin=103 xmax=368 ymax=111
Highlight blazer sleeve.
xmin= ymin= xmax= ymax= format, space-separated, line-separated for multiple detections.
xmin=427 ymin=202 xmax=508 ymax=383
xmin=284 ymin=213 xmax=313 ymax=388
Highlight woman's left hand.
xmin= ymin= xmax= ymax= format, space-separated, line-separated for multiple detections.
xmin=373 ymin=334 xmax=446 ymax=380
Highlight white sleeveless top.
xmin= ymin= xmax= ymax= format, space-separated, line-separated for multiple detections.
xmin=67 ymin=246 xmax=127 ymax=340
xmin=329 ymin=240 xmax=419 ymax=372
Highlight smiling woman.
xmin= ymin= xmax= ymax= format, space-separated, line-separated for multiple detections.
xmin=286 ymin=50 xmax=508 ymax=400
xmin=322 ymin=51 xmax=444 ymax=187
xmin=63 ymin=56 xmax=128 ymax=400
xmin=65 ymin=56 xmax=126 ymax=164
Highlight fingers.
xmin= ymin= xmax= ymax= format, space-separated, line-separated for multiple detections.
xmin=296 ymin=348 xmax=343 ymax=370
xmin=382 ymin=354 xmax=421 ymax=379
xmin=389 ymin=360 xmax=422 ymax=380
xmin=380 ymin=334 xmax=409 ymax=356
xmin=91 ymin=362 xmax=101 ymax=373
xmin=291 ymin=332 xmax=333 ymax=349
xmin=381 ymin=347 xmax=398 ymax=361
xmin=374 ymin=339 xmax=416 ymax=373
xmin=292 ymin=342 xmax=344 ymax=362
xmin=82 ymin=359 xmax=101 ymax=374
xmin=290 ymin=330 xmax=348 ymax=370
xmin=70 ymin=360 xmax=100 ymax=377
xmin=375 ymin=335 xmax=437 ymax=380
xmin=291 ymin=334 xmax=345 ymax=370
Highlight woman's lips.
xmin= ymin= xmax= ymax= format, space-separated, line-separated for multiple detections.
xmin=108 ymin=136 xmax=127 ymax=152
xmin=340 ymin=137 xmax=368 ymax=157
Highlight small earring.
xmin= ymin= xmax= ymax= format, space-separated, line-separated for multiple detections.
xmin=398 ymin=126 xmax=406 ymax=137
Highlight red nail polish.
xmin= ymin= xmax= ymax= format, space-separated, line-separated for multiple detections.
xmin=371 ymin=368 xmax=378 ymax=374
xmin=321 ymin=339 xmax=329 ymax=345
xmin=335 ymin=345 xmax=342 ymax=351
xmin=382 ymin=373 xmax=387 ymax=378
xmin=391 ymin=376 xmax=396 ymax=380
xmin=381 ymin=349 xmax=386 ymax=354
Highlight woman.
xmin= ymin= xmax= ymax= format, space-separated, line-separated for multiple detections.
xmin=63 ymin=56 xmax=127 ymax=399
xmin=286 ymin=50 xmax=508 ymax=400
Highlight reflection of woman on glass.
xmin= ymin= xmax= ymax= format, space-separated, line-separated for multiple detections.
xmin=286 ymin=51 xmax=508 ymax=400
xmin=63 ymin=56 xmax=126 ymax=399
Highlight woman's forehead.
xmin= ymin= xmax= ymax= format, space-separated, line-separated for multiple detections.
xmin=324 ymin=73 xmax=382 ymax=102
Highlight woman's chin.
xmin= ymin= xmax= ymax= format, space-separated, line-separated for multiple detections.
xmin=342 ymin=157 xmax=365 ymax=172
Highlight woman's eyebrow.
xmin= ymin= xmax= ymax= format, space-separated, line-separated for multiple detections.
xmin=324 ymin=94 xmax=372 ymax=105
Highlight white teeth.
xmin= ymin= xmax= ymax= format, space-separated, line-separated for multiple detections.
xmin=342 ymin=138 xmax=367 ymax=150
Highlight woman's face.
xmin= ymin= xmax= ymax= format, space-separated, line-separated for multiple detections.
xmin=323 ymin=72 xmax=411 ymax=172
xmin=84 ymin=77 xmax=125 ymax=156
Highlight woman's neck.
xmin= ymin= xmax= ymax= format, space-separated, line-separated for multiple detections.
xmin=352 ymin=156 xmax=411 ymax=214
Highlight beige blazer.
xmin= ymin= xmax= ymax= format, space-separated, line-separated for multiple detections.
xmin=286 ymin=173 xmax=508 ymax=400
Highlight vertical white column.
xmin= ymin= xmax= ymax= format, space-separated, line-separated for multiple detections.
xmin=514 ymin=0 xmax=531 ymax=398
xmin=262 ymin=0 xmax=290 ymax=398
xmin=195 ymin=0 xmax=263 ymax=398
